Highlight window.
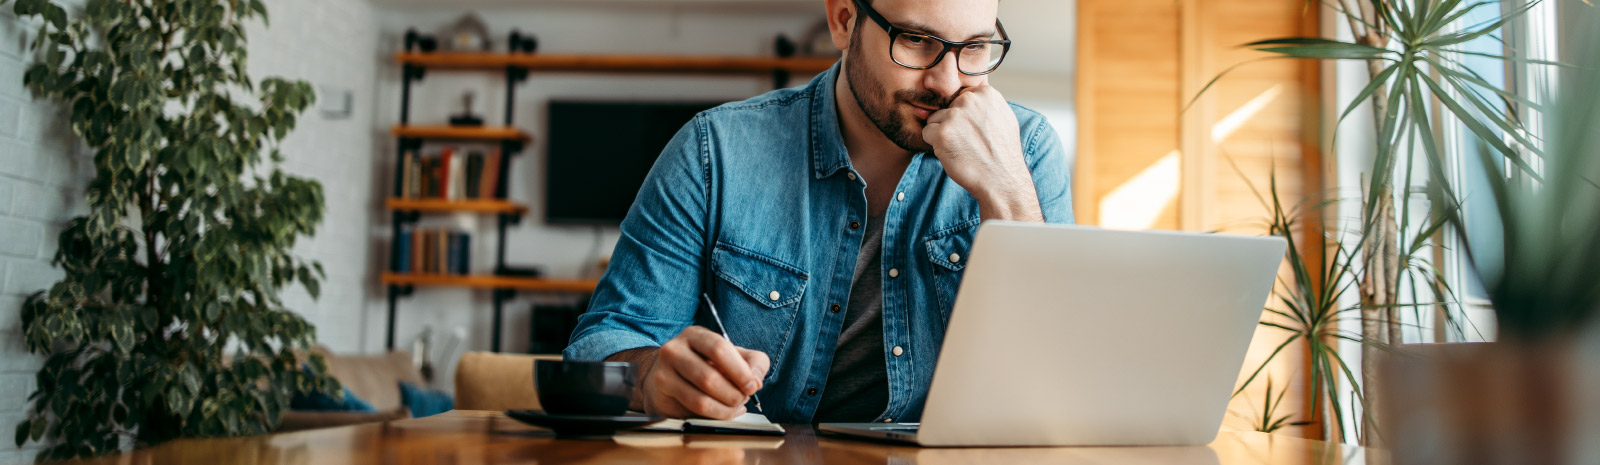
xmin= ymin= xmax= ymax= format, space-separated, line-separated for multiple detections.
xmin=1437 ymin=0 xmax=1559 ymax=343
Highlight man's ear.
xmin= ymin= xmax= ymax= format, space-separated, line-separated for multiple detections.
xmin=824 ymin=0 xmax=855 ymax=52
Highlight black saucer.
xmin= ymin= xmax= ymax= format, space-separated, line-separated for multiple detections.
xmin=505 ymin=409 xmax=665 ymax=437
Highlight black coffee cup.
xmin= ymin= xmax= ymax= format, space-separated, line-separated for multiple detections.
xmin=535 ymin=360 xmax=636 ymax=416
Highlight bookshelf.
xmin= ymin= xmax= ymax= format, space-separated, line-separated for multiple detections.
xmin=383 ymin=29 xmax=832 ymax=352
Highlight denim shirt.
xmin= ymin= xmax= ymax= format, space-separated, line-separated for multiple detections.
xmin=565 ymin=61 xmax=1073 ymax=424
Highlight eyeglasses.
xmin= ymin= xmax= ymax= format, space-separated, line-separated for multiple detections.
xmin=850 ymin=0 xmax=1011 ymax=76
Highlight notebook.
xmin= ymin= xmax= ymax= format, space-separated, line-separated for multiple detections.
xmin=639 ymin=413 xmax=786 ymax=436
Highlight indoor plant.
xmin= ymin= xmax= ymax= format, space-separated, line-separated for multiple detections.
xmin=6 ymin=0 xmax=340 ymax=460
xmin=1200 ymin=0 xmax=1564 ymax=443
xmin=1381 ymin=10 xmax=1600 ymax=462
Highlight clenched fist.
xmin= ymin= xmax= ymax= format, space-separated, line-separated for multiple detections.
xmin=923 ymin=84 xmax=1043 ymax=221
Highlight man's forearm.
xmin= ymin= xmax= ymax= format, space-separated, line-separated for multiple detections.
xmin=606 ymin=347 xmax=660 ymax=412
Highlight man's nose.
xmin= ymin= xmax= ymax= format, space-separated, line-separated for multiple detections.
xmin=921 ymin=50 xmax=967 ymax=101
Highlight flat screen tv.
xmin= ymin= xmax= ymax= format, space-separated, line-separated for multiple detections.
xmin=544 ymin=100 xmax=723 ymax=224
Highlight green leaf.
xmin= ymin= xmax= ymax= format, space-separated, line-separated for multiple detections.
xmin=14 ymin=419 xmax=30 ymax=447
xmin=29 ymin=415 xmax=46 ymax=441
xmin=42 ymin=3 xmax=66 ymax=30
xmin=1244 ymin=37 xmax=1354 ymax=47
xmin=1334 ymin=60 xmax=1401 ymax=136
xmin=1247 ymin=37 xmax=1395 ymax=60
xmin=13 ymin=0 xmax=41 ymax=16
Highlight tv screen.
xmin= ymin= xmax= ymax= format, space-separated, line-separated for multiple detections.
xmin=545 ymin=101 xmax=723 ymax=224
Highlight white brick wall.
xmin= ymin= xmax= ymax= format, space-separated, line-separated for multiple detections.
xmin=245 ymin=0 xmax=383 ymax=355
xmin=0 ymin=0 xmax=378 ymax=461
xmin=1 ymin=7 xmax=84 ymax=459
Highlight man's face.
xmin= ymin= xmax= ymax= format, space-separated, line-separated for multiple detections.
xmin=844 ymin=0 xmax=999 ymax=153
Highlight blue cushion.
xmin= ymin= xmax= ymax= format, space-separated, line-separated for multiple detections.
xmin=398 ymin=381 xmax=454 ymax=418
xmin=290 ymin=386 xmax=377 ymax=412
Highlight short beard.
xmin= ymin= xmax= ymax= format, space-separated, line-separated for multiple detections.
xmin=844 ymin=28 xmax=954 ymax=153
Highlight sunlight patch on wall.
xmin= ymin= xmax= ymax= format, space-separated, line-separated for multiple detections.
xmin=1212 ymin=84 xmax=1283 ymax=143
xmin=1099 ymin=151 xmax=1181 ymax=230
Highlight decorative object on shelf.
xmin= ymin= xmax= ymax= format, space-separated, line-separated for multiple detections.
xmin=10 ymin=0 xmax=339 ymax=460
xmin=441 ymin=12 xmax=493 ymax=51
xmin=413 ymin=326 xmax=436 ymax=381
xmin=449 ymin=91 xmax=486 ymax=126
xmin=774 ymin=34 xmax=797 ymax=58
xmin=406 ymin=29 xmax=439 ymax=52
xmin=509 ymin=29 xmax=539 ymax=54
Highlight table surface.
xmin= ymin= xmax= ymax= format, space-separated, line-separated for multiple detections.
xmin=50 ymin=410 xmax=1378 ymax=465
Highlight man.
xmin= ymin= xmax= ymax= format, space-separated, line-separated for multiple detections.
xmin=564 ymin=0 xmax=1072 ymax=424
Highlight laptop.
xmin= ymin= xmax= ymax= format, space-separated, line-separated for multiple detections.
xmin=818 ymin=221 xmax=1287 ymax=447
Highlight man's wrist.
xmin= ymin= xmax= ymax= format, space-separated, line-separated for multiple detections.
xmin=972 ymin=165 xmax=1044 ymax=222
xmin=606 ymin=347 xmax=660 ymax=412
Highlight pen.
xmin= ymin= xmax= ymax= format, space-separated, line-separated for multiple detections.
xmin=700 ymin=293 xmax=764 ymax=414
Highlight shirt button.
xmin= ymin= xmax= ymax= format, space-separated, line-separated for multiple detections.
xmin=847 ymin=173 xmax=857 ymax=181
xmin=883 ymin=418 xmax=895 ymax=423
xmin=849 ymin=221 xmax=860 ymax=230
xmin=807 ymin=387 xmax=818 ymax=396
xmin=888 ymin=268 xmax=899 ymax=278
xmin=769 ymin=291 xmax=781 ymax=301
xmin=830 ymin=304 xmax=841 ymax=313
xmin=949 ymin=253 xmax=961 ymax=263
xmin=892 ymin=346 xmax=904 ymax=357
xmin=896 ymin=192 xmax=905 ymax=201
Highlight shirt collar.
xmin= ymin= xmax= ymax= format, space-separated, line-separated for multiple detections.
xmin=810 ymin=60 xmax=853 ymax=179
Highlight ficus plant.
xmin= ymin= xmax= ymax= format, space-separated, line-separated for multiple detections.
xmin=6 ymin=0 xmax=340 ymax=460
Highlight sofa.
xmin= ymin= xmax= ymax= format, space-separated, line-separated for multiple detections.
xmin=276 ymin=349 xmax=423 ymax=432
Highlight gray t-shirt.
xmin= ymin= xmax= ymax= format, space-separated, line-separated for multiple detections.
xmin=813 ymin=214 xmax=889 ymax=423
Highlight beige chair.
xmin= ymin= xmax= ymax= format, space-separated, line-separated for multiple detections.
xmin=454 ymin=352 xmax=563 ymax=411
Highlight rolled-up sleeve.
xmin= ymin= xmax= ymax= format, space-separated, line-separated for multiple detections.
xmin=564 ymin=116 xmax=710 ymax=361
xmin=1018 ymin=113 xmax=1074 ymax=225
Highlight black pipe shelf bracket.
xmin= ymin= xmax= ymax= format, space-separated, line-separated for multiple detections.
xmin=386 ymin=29 xmax=544 ymax=352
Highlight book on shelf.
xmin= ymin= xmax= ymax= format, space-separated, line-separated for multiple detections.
xmin=397 ymin=227 xmax=473 ymax=275
xmin=398 ymin=146 xmax=504 ymax=202
xmin=395 ymin=225 xmax=414 ymax=273
xmin=480 ymin=150 xmax=502 ymax=198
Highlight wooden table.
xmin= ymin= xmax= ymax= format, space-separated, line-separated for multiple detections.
xmin=53 ymin=410 xmax=1377 ymax=464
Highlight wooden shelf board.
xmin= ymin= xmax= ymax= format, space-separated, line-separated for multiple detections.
xmin=392 ymin=125 xmax=531 ymax=141
xmin=386 ymin=198 xmax=528 ymax=214
xmin=382 ymin=273 xmax=600 ymax=293
xmin=395 ymin=52 xmax=837 ymax=75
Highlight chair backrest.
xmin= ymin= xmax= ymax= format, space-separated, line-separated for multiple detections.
xmin=454 ymin=352 xmax=563 ymax=411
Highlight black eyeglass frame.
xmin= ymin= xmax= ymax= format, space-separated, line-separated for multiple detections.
xmin=850 ymin=0 xmax=1012 ymax=76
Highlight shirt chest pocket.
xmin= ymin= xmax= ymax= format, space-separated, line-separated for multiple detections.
xmin=924 ymin=220 xmax=979 ymax=323
xmin=711 ymin=243 xmax=809 ymax=380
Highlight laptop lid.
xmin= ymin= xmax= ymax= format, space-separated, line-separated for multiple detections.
xmin=915 ymin=222 xmax=1286 ymax=447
